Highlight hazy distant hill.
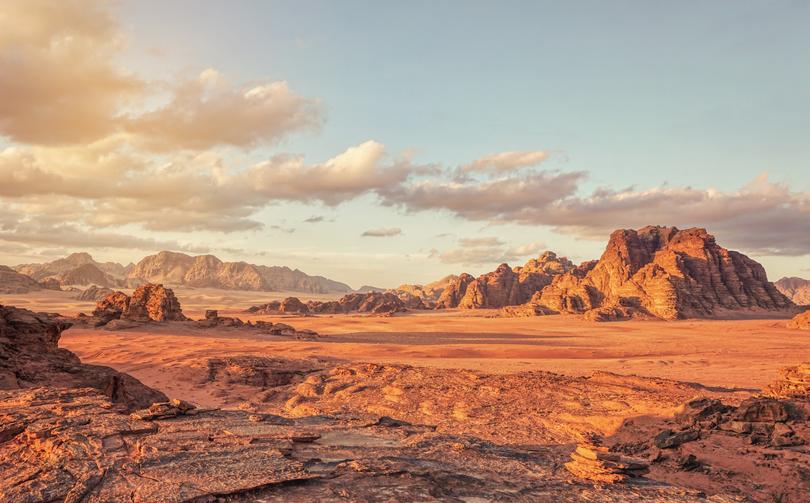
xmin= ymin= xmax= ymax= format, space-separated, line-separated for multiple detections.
xmin=127 ymin=251 xmax=352 ymax=293
xmin=776 ymin=277 xmax=810 ymax=305
xmin=14 ymin=251 xmax=352 ymax=293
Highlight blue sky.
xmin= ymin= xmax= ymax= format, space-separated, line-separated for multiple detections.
xmin=0 ymin=1 xmax=808 ymax=287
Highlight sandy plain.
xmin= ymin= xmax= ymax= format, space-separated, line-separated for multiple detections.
xmin=3 ymin=289 xmax=807 ymax=408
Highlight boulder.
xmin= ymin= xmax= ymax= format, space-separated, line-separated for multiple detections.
xmin=126 ymin=284 xmax=187 ymax=322
xmin=280 ymin=297 xmax=309 ymax=314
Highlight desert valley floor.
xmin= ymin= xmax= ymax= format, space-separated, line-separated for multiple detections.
xmin=3 ymin=287 xmax=810 ymax=502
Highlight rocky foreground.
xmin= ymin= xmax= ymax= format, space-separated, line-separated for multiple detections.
xmin=2 ymin=304 xmax=810 ymax=502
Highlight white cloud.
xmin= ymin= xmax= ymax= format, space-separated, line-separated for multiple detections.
xmin=362 ymin=228 xmax=403 ymax=237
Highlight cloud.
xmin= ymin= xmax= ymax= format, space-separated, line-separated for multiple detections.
xmin=270 ymin=225 xmax=296 ymax=234
xmin=0 ymin=221 xmax=209 ymax=253
xmin=304 ymin=216 xmax=325 ymax=223
xmin=362 ymin=228 xmax=402 ymax=237
xmin=432 ymin=237 xmax=546 ymax=266
xmin=0 ymin=0 xmax=142 ymax=144
xmin=247 ymin=141 xmax=417 ymax=205
xmin=0 ymin=140 xmax=414 ymax=232
xmin=380 ymin=169 xmax=586 ymax=220
xmin=127 ymin=70 xmax=322 ymax=151
xmin=459 ymin=150 xmax=548 ymax=175
xmin=0 ymin=2 xmax=319 ymax=150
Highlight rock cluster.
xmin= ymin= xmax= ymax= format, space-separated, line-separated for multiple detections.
xmin=534 ymin=226 xmax=792 ymax=320
xmin=194 ymin=312 xmax=318 ymax=339
xmin=92 ymin=284 xmax=187 ymax=325
xmin=765 ymin=363 xmax=810 ymax=399
xmin=656 ymin=395 xmax=805 ymax=450
xmin=248 ymin=291 xmax=421 ymax=315
xmin=130 ymin=398 xmax=200 ymax=420
xmin=564 ymin=444 xmax=649 ymax=483
xmin=787 ymin=310 xmax=810 ymax=330
xmin=0 ymin=304 xmax=165 ymax=409
xmin=436 ymin=252 xmax=574 ymax=309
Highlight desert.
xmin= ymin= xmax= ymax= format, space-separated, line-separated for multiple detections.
xmin=2 ymin=1 xmax=810 ymax=501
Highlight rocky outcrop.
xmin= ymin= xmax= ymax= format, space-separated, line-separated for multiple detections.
xmin=765 ymin=363 xmax=810 ymax=399
xmin=435 ymin=252 xmax=575 ymax=309
xmin=564 ymin=444 xmax=648 ymax=483
xmin=247 ymin=292 xmax=423 ymax=315
xmin=37 ymin=277 xmax=62 ymax=290
xmin=435 ymin=273 xmax=475 ymax=308
xmin=92 ymin=284 xmax=187 ymax=325
xmin=395 ymin=275 xmax=459 ymax=307
xmin=76 ymin=285 xmax=116 ymax=302
xmin=787 ymin=310 xmax=810 ymax=330
xmin=308 ymin=292 xmax=418 ymax=314
xmin=0 ymin=304 xmax=165 ymax=409
xmin=0 ymin=266 xmax=42 ymax=294
xmin=534 ymin=226 xmax=792 ymax=320
xmin=127 ymin=251 xmax=352 ymax=293
xmin=776 ymin=277 xmax=810 ymax=305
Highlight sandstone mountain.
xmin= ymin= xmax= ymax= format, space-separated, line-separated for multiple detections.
xmin=127 ymin=251 xmax=352 ymax=293
xmin=533 ymin=226 xmax=791 ymax=320
xmin=436 ymin=251 xmax=575 ymax=309
xmin=775 ymin=277 xmax=810 ymax=305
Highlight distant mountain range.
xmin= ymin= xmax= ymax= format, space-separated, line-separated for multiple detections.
xmin=775 ymin=277 xmax=810 ymax=306
xmin=12 ymin=251 xmax=352 ymax=294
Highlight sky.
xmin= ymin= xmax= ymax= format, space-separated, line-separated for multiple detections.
xmin=0 ymin=0 xmax=808 ymax=288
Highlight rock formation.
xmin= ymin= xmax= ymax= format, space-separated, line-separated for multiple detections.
xmin=127 ymin=250 xmax=352 ymax=293
xmin=533 ymin=226 xmax=792 ymax=319
xmin=435 ymin=252 xmax=575 ymax=309
xmin=564 ymin=444 xmax=649 ymax=483
xmin=76 ymin=285 xmax=116 ymax=302
xmin=765 ymin=363 xmax=810 ymax=399
xmin=776 ymin=277 xmax=810 ymax=305
xmin=395 ymin=274 xmax=459 ymax=307
xmin=248 ymin=292 xmax=422 ymax=315
xmin=787 ymin=310 xmax=810 ymax=330
xmin=92 ymin=284 xmax=187 ymax=325
xmin=0 ymin=304 xmax=165 ymax=409
xmin=0 ymin=266 xmax=42 ymax=294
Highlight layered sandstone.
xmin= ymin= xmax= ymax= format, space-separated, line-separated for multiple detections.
xmin=0 ymin=304 xmax=165 ymax=409
xmin=534 ymin=226 xmax=792 ymax=320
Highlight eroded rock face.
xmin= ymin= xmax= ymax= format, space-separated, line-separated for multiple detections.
xmin=536 ymin=226 xmax=792 ymax=320
xmin=249 ymin=292 xmax=420 ymax=315
xmin=436 ymin=252 xmax=576 ymax=309
xmin=280 ymin=297 xmax=309 ymax=314
xmin=787 ymin=310 xmax=810 ymax=330
xmin=92 ymin=285 xmax=187 ymax=324
xmin=0 ymin=305 xmax=165 ymax=409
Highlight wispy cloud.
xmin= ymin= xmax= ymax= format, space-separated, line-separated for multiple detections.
xmin=361 ymin=228 xmax=402 ymax=237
